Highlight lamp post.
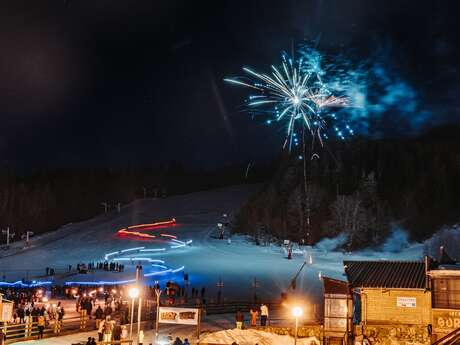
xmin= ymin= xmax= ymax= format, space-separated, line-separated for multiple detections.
xmin=154 ymin=282 xmax=162 ymax=345
xmin=129 ymin=287 xmax=139 ymax=339
xmin=135 ymin=265 xmax=143 ymax=343
xmin=137 ymin=292 xmax=142 ymax=343
xmin=292 ymin=306 xmax=303 ymax=345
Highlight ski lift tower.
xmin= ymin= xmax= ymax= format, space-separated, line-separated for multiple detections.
xmin=1 ymin=228 xmax=15 ymax=248
xmin=22 ymin=231 xmax=34 ymax=247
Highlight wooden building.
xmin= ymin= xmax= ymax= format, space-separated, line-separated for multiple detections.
xmin=327 ymin=251 xmax=460 ymax=344
xmin=322 ymin=276 xmax=352 ymax=344
xmin=344 ymin=260 xmax=431 ymax=325
xmin=427 ymin=248 xmax=460 ymax=340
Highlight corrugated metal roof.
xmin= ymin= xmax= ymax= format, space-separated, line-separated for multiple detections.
xmin=344 ymin=260 xmax=426 ymax=289
xmin=322 ymin=276 xmax=349 ymax=295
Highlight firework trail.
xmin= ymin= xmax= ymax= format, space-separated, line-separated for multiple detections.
xmin=225 ymin=48 xmax=351 ymax=151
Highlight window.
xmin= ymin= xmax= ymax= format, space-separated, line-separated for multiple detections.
xmin=432 ymin=278 xmax=460 ymax=309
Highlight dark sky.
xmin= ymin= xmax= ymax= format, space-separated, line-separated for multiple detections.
xmin=1 ymin=0 xmax=459 ymax=171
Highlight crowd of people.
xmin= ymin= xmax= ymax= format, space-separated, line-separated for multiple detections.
xmin=76 ymin=292 xmax=129 ymax=325
xmin=1 ymin=269 xmax=273 ymax=344
xmin=171 ymin=337 xmax=191 ymax=345
xmin=95 ymin=315 xmax=129 ymax=343
xmin=73 ymin=261 xmax=125 ymax=274
xmin=235 ymin=303 xmax=270 ymax=329
xmin=3 ymin=297 xmax=65 ymax=340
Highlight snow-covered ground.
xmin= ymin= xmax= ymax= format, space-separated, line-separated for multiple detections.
xmin=200 ymin=328 xmax=320 ymax=345
xmin=0 ymin=184 xmax=424 ymax=303
xmin=11 ymin=321 xmax=318 ymax=345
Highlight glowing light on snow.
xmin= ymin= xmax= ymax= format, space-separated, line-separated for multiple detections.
xmin=121 ymin=247 xmax=145 ymax=253
xmin=0 ymin=280 xmax=53 ymax=287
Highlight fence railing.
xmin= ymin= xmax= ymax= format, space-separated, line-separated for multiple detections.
xmin=3 ymin=300 xmax=321 ymax=343
xmin=4 ymin=314 xmax=93 ymax=343
xmin=431 ymin=327 xmax=460 ymax=345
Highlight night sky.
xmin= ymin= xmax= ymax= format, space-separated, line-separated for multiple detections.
xmin=1 ymin=0 xmax=459 ymax=171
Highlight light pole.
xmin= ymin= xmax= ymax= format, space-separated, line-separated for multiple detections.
xmin=292 ymin=306 xmax=303 ymax=345
xmin=137 ymin=292 xmax=142 ymax=343
xmin=216 ymin=277 xmax=224 ymax=304
xmin=129 ymin=287 xmax=139 ymax=339
xmin=136 ymin=266 xmax=143 ymax=343
xmin=252 ymin=277 xmax=259 ymax=303
xmin=154 ymin=283 xmax=162 ymax=345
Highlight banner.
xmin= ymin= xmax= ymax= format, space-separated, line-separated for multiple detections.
xmin=0 ymin=300 xmax=13 ymax=322
xmin=158 ymin=307 xmax=200 ymax=325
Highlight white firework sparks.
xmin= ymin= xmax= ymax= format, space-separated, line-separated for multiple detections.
xmin=225 ymin=52 xmax=350 ymax=150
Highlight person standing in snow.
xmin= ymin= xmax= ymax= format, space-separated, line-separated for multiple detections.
xmin=57 ymin=302 xmax=64 ymax=331
xmin=0 ymin=328 xmax=6 ymax=345
xmin=37 ymin=314 xmax=45 ymax=339
xmin=260 ymin=303 xmax=269 ymax=326
xmin=235 ymin=310 xmax=244 ymax=329
xmin=250 ymin=307 xmax=258 ymax=327
xmin=102 ymin=316 xmax=114 ymax=343
xmin=95 ymin=305 xmax=104 ymax=329
xmin=120 ymin=325 xmax=128 ymax=340
xmin=97 ymin=318 xmax=104 ymax=342
xmin=138 ymin=329 xmax=144 ymax=345
xmin=172 ymin=337 xmax=183 ymax=345
xmin=113 ymin=320 xmax=122 ymax=341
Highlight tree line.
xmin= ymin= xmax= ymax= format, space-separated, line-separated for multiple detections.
xmin=0 ymin=161 xmax=267 ymax=243
xmin=233 ymin=125 xmax=460 ymax=249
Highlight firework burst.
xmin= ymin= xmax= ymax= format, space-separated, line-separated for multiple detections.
xmin=225 ymin=51 xmax=351 ymax=150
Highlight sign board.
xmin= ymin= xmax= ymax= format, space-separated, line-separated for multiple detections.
xmin=433 ymin=309 xmax=460 ymax=332
xmin=396 ymin=296 xmax=416 ymax=308
xmin=159 ymin=307 xmax=200 ymax=325
xmin=0 ymin=300 xmax=13 ymax=322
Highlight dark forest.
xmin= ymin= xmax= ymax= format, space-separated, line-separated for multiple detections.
xmin=234 ymin=125 xmax=460 ymax=249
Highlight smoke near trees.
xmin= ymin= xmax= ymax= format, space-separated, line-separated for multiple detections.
xmin=233 ymin=125 xmax=460 ymax=249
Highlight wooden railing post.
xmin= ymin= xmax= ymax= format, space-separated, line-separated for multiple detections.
xmin=80 ymin=309 xmax=87 ymax=330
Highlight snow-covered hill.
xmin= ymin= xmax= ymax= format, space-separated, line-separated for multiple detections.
xmin=0 ymin=184 xmax=424 ymax=303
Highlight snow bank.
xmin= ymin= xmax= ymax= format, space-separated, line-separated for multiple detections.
xmin=200 ymin=328 xmax=320 ymax=345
